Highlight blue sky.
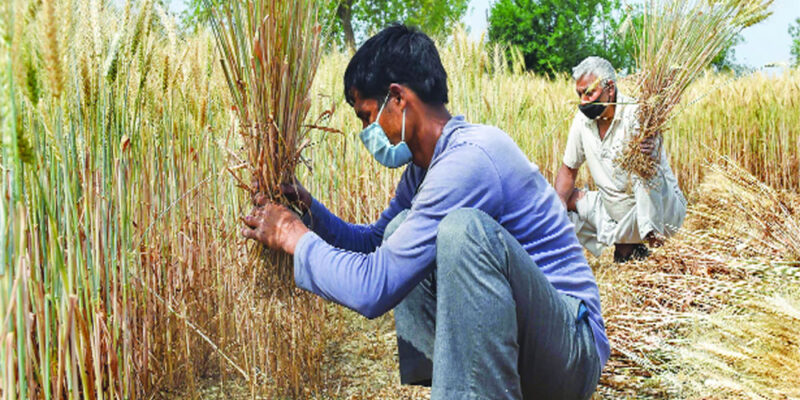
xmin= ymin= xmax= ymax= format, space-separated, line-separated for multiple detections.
xmin=167 ymin=0 xmax=800 ymax=68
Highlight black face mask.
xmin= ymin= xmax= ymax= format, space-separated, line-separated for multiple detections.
xmin=578 ymin=102 xmax=607 ymax=120
xmin=578 ymin=87 xmax=615 ymax=120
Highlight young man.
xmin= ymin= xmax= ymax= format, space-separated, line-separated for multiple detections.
xmin=554 ymin=56 xmax=687 ymax=263
xmin=241 ymin=25 xmax=607 ymax=399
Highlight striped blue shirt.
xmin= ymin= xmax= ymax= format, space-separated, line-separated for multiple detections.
xmin=294 ymin=116 xmax=609 ymax=366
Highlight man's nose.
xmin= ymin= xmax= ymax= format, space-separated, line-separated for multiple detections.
xmin=581 ymin=92 xmax=599 ymax=104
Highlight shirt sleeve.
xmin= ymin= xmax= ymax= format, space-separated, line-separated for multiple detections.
xmin=563 ymin=115 xmax=585 ymax=169
xmin=293 ymin=144 xmax=503 ymax=319
xmin=300 ymin=166 xmax=420 ymax=253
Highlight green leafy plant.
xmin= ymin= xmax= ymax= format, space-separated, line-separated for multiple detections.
xmin=487 ymin=0 xmax=632 ymax=75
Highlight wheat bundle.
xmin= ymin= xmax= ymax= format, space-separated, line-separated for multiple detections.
xmin=208 ymin=1 xmax=329 ymax=396
xmin=209 ymin=0 xmax=322 ymax=201
xmin=618 ymin=0 xmax=773 ymax=180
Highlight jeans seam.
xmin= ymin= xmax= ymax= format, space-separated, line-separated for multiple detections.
xmin=578 ymin=319 xmax=601 ymax=400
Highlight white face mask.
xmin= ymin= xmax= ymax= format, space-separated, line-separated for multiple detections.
xmin=358 ymin=94 xmax=413 ymax=168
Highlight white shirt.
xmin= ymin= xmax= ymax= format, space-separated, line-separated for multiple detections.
xmin=563 ymin=92 xmax=672 ymax=221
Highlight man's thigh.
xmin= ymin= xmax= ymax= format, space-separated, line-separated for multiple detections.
xmin=497 ymin=223 xmax=600 ymax=399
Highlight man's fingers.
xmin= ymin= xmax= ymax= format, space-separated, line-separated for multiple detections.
xmin=242 ymin=214 xmax=260 ymax=228
xmin=241 ymin=227 xmax=257 ymax=240
xmin=279 ymin=183 xmax=295 ymax=195
xmin=253 ymin=193 xmax=268 ymax=207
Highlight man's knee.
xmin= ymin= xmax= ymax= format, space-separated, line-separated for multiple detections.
xmin=437 ymin=208 xmax=490 ymax=243
xmin=436 ymin=209 xmax=499 ymax=271
xmin=383 ymin=209 xmax=410 ymax=243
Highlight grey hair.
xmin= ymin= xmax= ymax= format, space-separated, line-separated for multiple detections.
xmin=572 ymin=56 xmax=616 ymax=87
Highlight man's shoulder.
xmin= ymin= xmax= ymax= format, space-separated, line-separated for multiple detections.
xmin=615 ymin=92 xmax=641 ymax=133
xmin=616 ymin=93 xmax=640 ymax=116
xmin=434 ymin=123 xmax=525 ymax=174
xmin=448 ymin=122 xmax=514 ymax=153
xmin=617 ymin=92 xmax=637 ymax=103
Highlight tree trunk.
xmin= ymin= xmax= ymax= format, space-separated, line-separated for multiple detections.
xmin=337 ymin=0 xmax=356 ymax=51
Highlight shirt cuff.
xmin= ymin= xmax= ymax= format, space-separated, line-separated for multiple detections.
xmin=563 ymin=157 xmax=583 ymax=170
xmin=638 ymin=221 xmax=658 ymax=240
xmin=293 ymin=231 xmax=319 ymax=292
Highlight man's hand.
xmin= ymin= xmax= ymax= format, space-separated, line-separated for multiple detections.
xmin=279 ymin=178 xmax=312 ymax=213
xmin=566 ymin=188 xmax=585 ymax=212
xmin=241 ymin=203 xmax=309 ymax=254
xmin=644 ymin=231 xmax=664 ymax=248
xmin=639 ymin=134 xmax=660 ymax=160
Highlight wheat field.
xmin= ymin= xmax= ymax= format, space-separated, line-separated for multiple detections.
xmin=1 ymin=1 xmax=798 ymax=399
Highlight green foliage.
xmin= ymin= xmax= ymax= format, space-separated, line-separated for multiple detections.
xmin=487 ymin=1 xmax=746 ymax=76
xmin=710 ymin=34 xmax=744 ymax=72
xmin=186 ymin=0 xmax=467 ymax=49
xmin=487 ymin=0 xmax=632 ymax=75
xmin=182 ymin=0 xmax=223 ymax=31
xmin=790 ymin=17 xmax=800 ymax=67
xmin=330 ymin=0 xmax=468 ymax=47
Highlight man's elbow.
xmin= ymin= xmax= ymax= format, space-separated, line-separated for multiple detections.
xmin=354 ymin=297 xmax=391 ymax=320
xmin=360 ymin=304 xmax=389 ymax=320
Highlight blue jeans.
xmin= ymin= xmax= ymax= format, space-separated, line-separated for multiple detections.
xmin=385 ymin=209 xmax=601 ymax=400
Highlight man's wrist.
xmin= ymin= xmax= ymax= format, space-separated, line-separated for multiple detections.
xmin=283 ymin=220 xmax=310 ymax=255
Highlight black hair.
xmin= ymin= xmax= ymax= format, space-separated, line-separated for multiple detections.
xmin=343 ymin=24 xmax=448 ymax=106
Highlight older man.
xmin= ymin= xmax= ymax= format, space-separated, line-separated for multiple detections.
xmin=555 ymin=56 xmax=687 ymax=262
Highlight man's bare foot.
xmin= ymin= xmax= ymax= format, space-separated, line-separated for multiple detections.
xmin=613 ymin=243 xmax=650 ymax=263
xmin=644 ymin=232 xmax=664 ymax=248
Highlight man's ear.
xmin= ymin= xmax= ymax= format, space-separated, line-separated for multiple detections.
xmin=388 ymin=83 xmax=407 ymax=109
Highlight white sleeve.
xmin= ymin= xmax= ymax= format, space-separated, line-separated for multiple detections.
xmin=563 ymin=115 xmax=585 ymax=169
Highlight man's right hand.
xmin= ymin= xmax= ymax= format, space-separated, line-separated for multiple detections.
xmin=566 ymin=188 xmax=585 ymax=213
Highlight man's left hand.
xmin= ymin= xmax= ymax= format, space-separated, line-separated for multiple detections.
xmin=639 ymin=134 xmax=660 ymax=160
xmin=241 ymin=203 xmax=309 ymax=254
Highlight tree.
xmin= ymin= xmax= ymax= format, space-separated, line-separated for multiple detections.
xmin=182 ymin=0 xmax=223 ymax=31
xmin=790 ymin=18 xmax=800 ymax=67
xmin=487 ymin=0 xmax=632 ymax=76
xmin=319 ymin=0 xmax=470 ymax=49
xmin=183 ymin=0 xmax=468 ymax=50
xmin=710 ymin=34 xmax=744 ymax=73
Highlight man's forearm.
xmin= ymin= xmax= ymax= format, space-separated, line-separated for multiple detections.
xmin=554 ymin=164 xmax=577 ymax=204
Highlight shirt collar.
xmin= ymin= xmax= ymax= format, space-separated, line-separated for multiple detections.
xmin=431 ymin=115 xmax=468 ymax=164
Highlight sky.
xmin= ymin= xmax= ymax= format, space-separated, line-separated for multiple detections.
xmin=166 ymin=0 xmax=800 ymax=68
xmin=463 ymin=0 xmax=800 ymax=69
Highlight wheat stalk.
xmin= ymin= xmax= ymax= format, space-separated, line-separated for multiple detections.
xmin=618 ymin=0 xmax=773 ymax=180
xmin=209 ymin=0 xmax=322 ymax=200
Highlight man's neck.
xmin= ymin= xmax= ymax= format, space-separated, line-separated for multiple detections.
xmin=410 ymin=106 xmax=452 ymax=169
xmin=596 ymin=91 xmax=617 ymax=140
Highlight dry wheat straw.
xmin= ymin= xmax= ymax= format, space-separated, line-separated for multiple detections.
xmin=2 ymin=2 xmax=798 ymax=398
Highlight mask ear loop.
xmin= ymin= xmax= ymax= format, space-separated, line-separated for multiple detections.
xmin=401 ymin=108 xmax=406 ymax=142
xmin=375 ymin=93 xmax=391 ymax=122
